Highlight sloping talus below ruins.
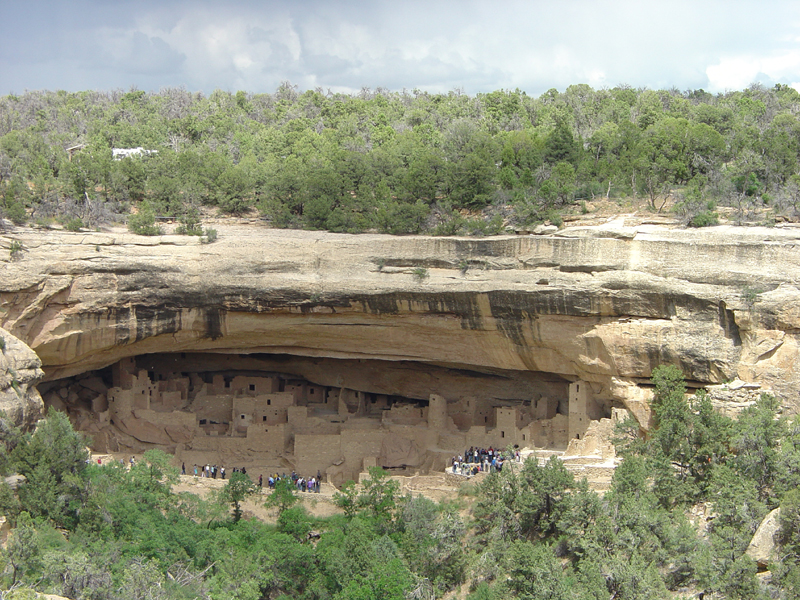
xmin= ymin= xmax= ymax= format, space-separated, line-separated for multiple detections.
xmin=1 ymin=219 xmax=799 ymax=481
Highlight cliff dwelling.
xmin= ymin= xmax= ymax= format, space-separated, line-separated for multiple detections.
xmin=4 ymin=223 xmax=799 ymax=486
xmin=39 ymin=352 xmax=612 ymax=485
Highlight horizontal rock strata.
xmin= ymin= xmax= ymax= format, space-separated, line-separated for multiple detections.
xmin=2 ymin=221 xmax=800 ymax=419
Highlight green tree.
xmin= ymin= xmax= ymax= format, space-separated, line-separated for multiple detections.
xmin=222 ymin=471 xmax=258 ymax=522
xmin=444 ymin=122 xmax=496 ymax=209
xmin=333 ymin=480 xmax=360 ymax=518
xmin=127 ymin=201 xmax=162 ymax=235
xmin=277 ymin=505 xmax=313 ymax=541
xmin=649 ymin=365 xmax=691 ymax=470
xmin=5 ymin=512 xmax=39 ymax=584
xmin=732 ymin=393 xmax=786 ymax=503
xmin=129 ymin=448 xmax=178 ymax=501
xmin=217 ymin=160 xmax=257 ymax=215
xmin=643 ymin=365 xmax=734 ymax=505
xmin=264 ymin=477 xmax=299 ymax=516
xmin=544 ymin=120 xmax=580 ymax=165
xmin=356 ymin=466 xmax=400 ymax=529
xmin=10 ymin=409 xmax=88 ymax=526
xmin=374 ymin=198 xmax=429 ymax=234
xmin=507 ymin=541 xmax=569 ymax=600
xmin=1 ymin=177 xmax=29 ymax=225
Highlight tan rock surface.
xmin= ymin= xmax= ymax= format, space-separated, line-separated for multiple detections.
xmin=0 ymin=327 xmax=44 ymax=428
xmin=746 ymin=507 xmax=781 ymax=568
xmin=2 ymin=222 xmax=800 ymax=422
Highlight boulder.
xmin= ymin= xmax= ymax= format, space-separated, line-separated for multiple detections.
xmin=746 ymin=507 xmax=781 ymax=568
xmin=4 ymin=474 xmax=27 ymax=490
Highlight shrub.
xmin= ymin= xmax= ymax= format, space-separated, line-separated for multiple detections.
xmin=465 ymin=214 xmax=504 ymax=237
xmin=128 ymin=203 xmax=162 ymax=236
xmin=62 ymin=217 xmax=84 ymax=232
xmin=546 ymin=210 xmax=563 ymax=228
xmin=431 ymin=209 xmax=464 ymax=236
xmin=689 ymin=210 xmax=719 ymax=227
xmin=9 ymin=240 xmax=23 ymax=260
xmin=432 ymin=216 xmax=464 ymax=236
xmin=5 ymin=198 xmax=28 ymax=225
xmin=278 ymin=505 xmax=313 ymax=541
xmin=175 ymin=209 xmax=203 ymax=235
xmin=375 ymin=199 xmax=429 ymax=235
xmin=741 ymin=286 xmax=763 ymax=307
xmin=221 ymin=471 xmax=258 ymax=522
xmin=411 ymin=267 xmax=429 ymax=282
xmin=202 ymin=227 xmax=218 ymax=243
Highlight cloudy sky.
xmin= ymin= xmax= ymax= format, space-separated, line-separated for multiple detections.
xmin=3 ymin=0 xmax=800 ymax=96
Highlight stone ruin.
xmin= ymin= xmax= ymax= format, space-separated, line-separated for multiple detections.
xmin=40 ymin=353 xmax=613 ymax=486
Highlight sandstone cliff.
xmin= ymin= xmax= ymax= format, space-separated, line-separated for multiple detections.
xmin=0 ymin=326 xmax=44 ymax=428
xmin=1 ymin=219 xmax=799 ymax=421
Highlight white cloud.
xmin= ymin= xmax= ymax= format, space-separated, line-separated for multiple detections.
xmin=131 ymin=8 xmax=303 ymax=90
xmin=707 ymin=51 xmax=800 ymax=92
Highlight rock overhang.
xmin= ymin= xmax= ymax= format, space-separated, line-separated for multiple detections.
xmin=1 ymin=223 xmax=799 ymax=414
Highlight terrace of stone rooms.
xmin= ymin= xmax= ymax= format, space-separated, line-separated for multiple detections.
xmin=40 ymin=352 xmax=614 ymax=486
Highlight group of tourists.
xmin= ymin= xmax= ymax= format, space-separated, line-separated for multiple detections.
xmin=450 ymin=446 xmax=522 ymax=476
xmin=262 ymin=470 xmax=324 ymax=493
xmin=180 ymin=463 xmax=326 ymax=494
xmin=186 ymin=463 xmax=250 ymax=480
xmin=106 ymin=456 xmax=327 ymax=495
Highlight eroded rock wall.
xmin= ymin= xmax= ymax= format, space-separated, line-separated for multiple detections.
xmin=2 ymin=222 xmax=800 ymax=421
xmin=0 ymin=327 xmax=44 ymax=428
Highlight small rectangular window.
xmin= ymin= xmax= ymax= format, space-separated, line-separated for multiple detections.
xmin=249 ymin=384 xmax=256 ymax=391
xmin=241 ymin=414 xmax=245 ymax=419
xmin=262 ymin=416 xmax=267 ymax=421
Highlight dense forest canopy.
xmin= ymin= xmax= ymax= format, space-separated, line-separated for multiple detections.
xmin=3 ymin=369 xmax=800 ymax=598
xmin=2 ymin=82 xmax=800 ymax=234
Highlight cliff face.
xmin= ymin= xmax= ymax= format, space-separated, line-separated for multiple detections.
xmin=2 ymin=220 xmax=799 ymax=422
xmin=0 ymin=327 xmax=44 ymax=428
